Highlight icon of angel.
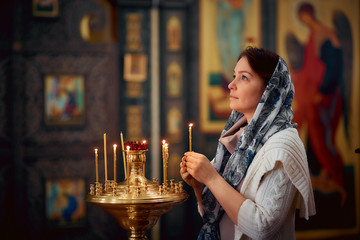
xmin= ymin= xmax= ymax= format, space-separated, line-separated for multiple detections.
xmin=285 ymin=2 xmax=353 ymax=205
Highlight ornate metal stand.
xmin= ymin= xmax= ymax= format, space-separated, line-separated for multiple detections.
xmin=86 ymin=148 xmax=188 ymax=240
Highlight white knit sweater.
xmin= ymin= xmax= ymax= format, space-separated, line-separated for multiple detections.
xmin=208 ymin=128 xmax=316 ymax=239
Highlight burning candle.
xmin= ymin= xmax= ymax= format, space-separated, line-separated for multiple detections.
xmin=162 ymin=139 xmax=166 ymax=154
xmin=162 ymin=140 xmax=168 ymax=185
xmin=142 ymin=140 xmax=147 ymax=173
xmin=126 ymin=145 xmax=130 ymax=186
xmin=189 ymin=123 xmax=193 ymax=152
xmin=104 ymin=133 xmax=108 ymax=181
xmin=95 ymin=148 xmax=99 ymax=183
xmin=120 ymin=132 xmax=127 ymax=179
xmin=142 ymin=140 xmax=148 ymax=150
xmin=113 ymin=144 xmax=117 ymax=182
xmin=165 ymin=143 xmax=168 ymax=185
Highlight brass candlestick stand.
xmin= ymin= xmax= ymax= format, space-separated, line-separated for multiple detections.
xmin=86 ymin=143 xmax=188 ymax=240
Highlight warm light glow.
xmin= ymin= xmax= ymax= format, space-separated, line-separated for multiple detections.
xmin=189 ymin=123 xmax=193 ymax=127
xmin=126 ymin=145 xmax=130 ymax=150
xmin=113 ymin=144 xmax=117 ymax=148
xmin=162 ymin=139 xmax=166 ymax=145
xmin=142 ymin=140 xmax=147 ymax=144
xmin=95 ymin=148 xmax=98 ymax=153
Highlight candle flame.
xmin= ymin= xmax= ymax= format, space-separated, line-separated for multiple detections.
xmin=113 ymin=144 xmax=117 ymax=148
xmin=95 ymin=148 xmax=98 ymax=152
xmin=126 ymin=145 xmax=130 ymax=150
xmin=142 ymin=140 xmax=147 ymax=144
xmin=162 ymin=139 xmax=166 ymax=144
xmin=189 ymin=123 xmax=193 ymax=127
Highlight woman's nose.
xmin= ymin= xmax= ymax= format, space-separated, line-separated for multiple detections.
xmin=228 ymin=80 xmax=235 ymax=90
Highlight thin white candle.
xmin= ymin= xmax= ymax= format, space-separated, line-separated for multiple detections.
xmin=189 ymin=123 xmax=193 ymax=152
xmin=162 ymin=140 xmax=169 ymax=185
xmin=126 ymin=145 xmax=130 ymax=186
xmin=104 ymin=133 xmax=108 ymax=181
xmin=113 ymin=144 xmax=117 ymax=182
xmin=95 ymin=148 xmax=99 ymax=183
xmin=120 ymin=132 xmax=127 ymax=179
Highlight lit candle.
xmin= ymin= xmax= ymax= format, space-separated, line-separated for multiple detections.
xmin=126 ymin=145 xmax=130 ymax=186
xmin=113 ymin=144 xmax=117 ymax=182
xmin=120 ymin=132 xmax=127 ymax=179
xmin=189 ymin=123 xmax=193 ymax=152
xmin=142 ymin=140 xmax=147 ymax=173
xmin=142 ymin=140 xmax=147 ymax=150
xmin=104 ymin=133 xmax=108 ymax=181
xmin=162 ymin=139 xmax=166 ymax=165
xmin=162 ymin=139 xmax=166 ymax=155
xmin=162 ymin=140 xmax=168 ymax=185
xmin=165 ymin=143 xmax=168 ymax=185
xmin=95 ymin=148 xmax=99 ymax=183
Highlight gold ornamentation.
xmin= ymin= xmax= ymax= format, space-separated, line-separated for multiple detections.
xmin=86 ymin=141 xmax=188 ymax=240
xmin=126 ymin=13 xmax=142 ymax=51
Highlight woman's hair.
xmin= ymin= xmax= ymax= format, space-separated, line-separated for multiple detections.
xmin=238 ymin=46 xmax=279 ymax=85
xmin=298 ymin=2 xmax=315 ymax=18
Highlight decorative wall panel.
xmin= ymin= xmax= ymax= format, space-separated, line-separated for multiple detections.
xmin=25 ymin=157 xmax=126 ymax=239
xmin=3 ymin=0 xmax=121 ymax=238
xmin=23 ymin=0 xmax=110 ymax=50
xmin=160 ymin=7 xmax=194 ymax=240
xmin=23 ymin=53 xmax=117 ymax=144
xmin=117 ymin=8 xmax=151 ymax=152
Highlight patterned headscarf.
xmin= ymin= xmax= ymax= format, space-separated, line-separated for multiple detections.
xmin=198 ymin=57 xmax=297 ymax=239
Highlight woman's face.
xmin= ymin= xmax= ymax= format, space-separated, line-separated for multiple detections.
xmin=228 ymin=57 xmax=266 ymax=121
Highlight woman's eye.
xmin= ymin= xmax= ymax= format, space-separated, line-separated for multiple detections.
xmin=241 ymin=75 xmax=248 ymax=80
xmin=233 ymin=75 xmax=236 ymax=79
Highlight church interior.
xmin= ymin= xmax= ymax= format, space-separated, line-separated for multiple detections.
xmin=0 ymin=0 xmax=359 ymax=239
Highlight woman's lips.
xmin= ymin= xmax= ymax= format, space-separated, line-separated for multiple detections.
xmin=229 ymin=95 xmax=238 ymax=100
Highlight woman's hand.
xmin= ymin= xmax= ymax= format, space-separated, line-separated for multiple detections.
xmin=180 ymin=153 xmax=207 ymax=215
xmin=180 ymin=156 xmax=200 ymax=188
xmin=182 ymin=151 xmax=218 ymax=186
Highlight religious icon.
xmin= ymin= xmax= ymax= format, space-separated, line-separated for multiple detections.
xmin=199 ymin=0 xmax=261 ymax=133
xmin=32 ymin=0 xmax=59 ymax=17
xmin=277 ymin=0 xmax=359 ymax=237
xmin=124 ymin=54 xmax=148 ymax=83
xmin=166 ymin=61 xmax=182 ymax=98
xmin=167 ymin=16 xmax=182 ymax=51
xmin=124 ymin=54 xmax=148 ymax=97
xmin=44 ymin=75 xmax=85 ymax=126
xmin=45 ymin=178 xmax=86 ymax=228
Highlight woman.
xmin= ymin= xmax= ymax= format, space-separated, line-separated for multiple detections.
xmin=180 ymin=47 xmax=315 ymax=239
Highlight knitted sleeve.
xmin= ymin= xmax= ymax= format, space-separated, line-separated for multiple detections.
xmin=236 ymin=162 xmax=297 ymax=239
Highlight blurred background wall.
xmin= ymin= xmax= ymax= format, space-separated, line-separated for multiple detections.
xmin=0 ymin=0 xmax=359 ymax=239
